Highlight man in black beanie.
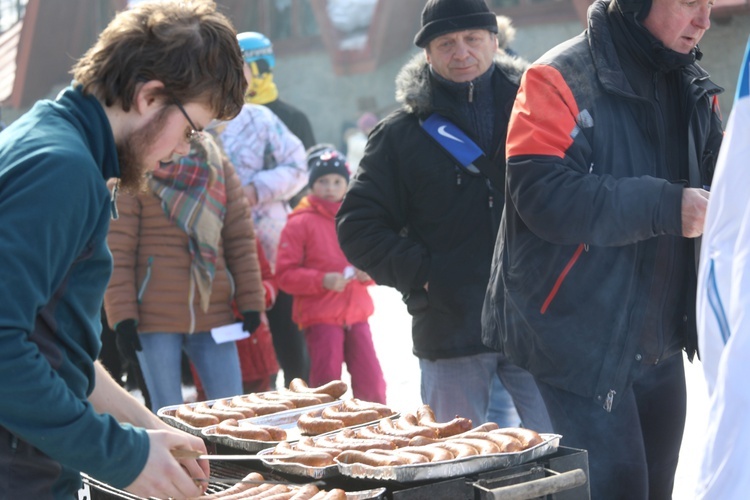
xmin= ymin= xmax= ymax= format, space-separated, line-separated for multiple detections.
xmin=482 ymin=0 xmax=723 ymax=497
xmin=337 ymin=0 xmax=551 ymax=433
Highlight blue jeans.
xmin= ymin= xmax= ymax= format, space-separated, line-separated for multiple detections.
xmin=536 ymin=352 xmax=686 ymax=500
xmin=487 ymin=373 xmax=522 ymax=428
xmin=419 ymin=352 xmax=552 ymax=432
xmin=137 ymin=332 xmax=242 ymax=412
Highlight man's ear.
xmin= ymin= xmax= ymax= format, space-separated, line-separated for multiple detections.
xmin=133 ymin=80 xmax=167 ymax=117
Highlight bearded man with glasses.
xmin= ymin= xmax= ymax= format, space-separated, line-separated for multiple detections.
xmin=0 ymin=1 xmax=246 ymax=498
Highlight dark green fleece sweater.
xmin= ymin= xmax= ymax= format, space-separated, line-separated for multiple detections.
xmin=0 ymin=86 xmax=148 ymax=498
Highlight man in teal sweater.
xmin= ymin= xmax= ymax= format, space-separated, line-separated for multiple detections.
xmin=0 ymin=1 xmax=247 ymax=498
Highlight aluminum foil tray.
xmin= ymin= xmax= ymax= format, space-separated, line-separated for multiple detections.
xmin=201 ymin=401 xmax=340 ymax=452
xmin=256 ymin=446 xmax=339 ymax=479
xmin=344 ymin=487 xmax=388 ymax=499
xmin=335 ymin=433 xmax=561 ymax=482
xmin=254 ymin=413 xmax=401 ymax=479
xmin=156 ymin=398 xmax=220 ymax=436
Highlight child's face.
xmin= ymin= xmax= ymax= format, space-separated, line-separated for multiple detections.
xmin=312 ymin=173 xmax=348 ymax=202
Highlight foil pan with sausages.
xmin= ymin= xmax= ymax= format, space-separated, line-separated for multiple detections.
xmin=259 ymin=404 xmax=561 ymax=482
xmin=157 ymin=378 xmax=349 ymax=438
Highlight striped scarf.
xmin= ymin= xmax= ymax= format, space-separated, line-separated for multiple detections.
xmin=149 ymin=135 xmax=227 ymax=312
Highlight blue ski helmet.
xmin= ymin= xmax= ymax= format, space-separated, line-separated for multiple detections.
xmin=237 ymin=32 xmax=275 ymax=70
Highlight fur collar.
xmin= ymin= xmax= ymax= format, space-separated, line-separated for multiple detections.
xmin=395 ymin=50 xmax=528 ymax=116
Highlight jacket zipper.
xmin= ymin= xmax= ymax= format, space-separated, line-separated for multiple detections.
xmin=468 ymin=82 xmax=474 ymax=103
xmin=188 ymin=274 xmax=196 ymax=334
xmin=604 ymin=389 xmax=616 ymax=412
xmin=110 ymin=179 xmax=119 ymax=220
xmin=137 ymin=256 xmax=154 ymax=304
xmin=540 ymin=243 xmax=586 ymax=314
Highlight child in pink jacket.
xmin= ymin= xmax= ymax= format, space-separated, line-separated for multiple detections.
xmin=276 ymin=146 xmax=386 ymax=403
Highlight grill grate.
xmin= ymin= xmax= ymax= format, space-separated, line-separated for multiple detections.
xmin=82 ymin=461 xmax=268 ymax=500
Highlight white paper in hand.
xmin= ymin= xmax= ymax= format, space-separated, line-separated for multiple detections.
xmin=211 ymin=322 xmax=250 ymax=344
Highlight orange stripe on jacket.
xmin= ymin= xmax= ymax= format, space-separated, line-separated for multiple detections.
xmin=507 ymin=65 xmax=580 ymax=160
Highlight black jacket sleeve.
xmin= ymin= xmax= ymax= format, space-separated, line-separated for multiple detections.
xmin=336 ymin=120 xmax=430 ymax=294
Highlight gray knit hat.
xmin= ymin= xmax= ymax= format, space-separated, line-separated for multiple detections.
xmin=414 ymin=0 xmax=498 ymax=48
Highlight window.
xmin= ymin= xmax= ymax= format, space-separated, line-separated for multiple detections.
xmin=232 ymin=0 xmax=321 ymax=55
xmin=0 ymin=0 xmax=28 ymax=33
xmin=488 ymin=0 xmax=579 ymax=26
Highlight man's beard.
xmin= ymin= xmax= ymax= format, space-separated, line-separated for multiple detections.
xmin=116 ymin=107 xmax=171 ymax=194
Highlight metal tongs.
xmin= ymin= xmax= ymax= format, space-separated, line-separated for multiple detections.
xmin=171 ymin=449 xmax=299 ymax=461
xmin=171 ymin=450 xmax=326 ymax=487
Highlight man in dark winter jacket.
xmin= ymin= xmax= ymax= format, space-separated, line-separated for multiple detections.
xmin=337 ymin=0 xmax=551 ymax=432
xmin=482 ymin=0 xmax=723 ymax=497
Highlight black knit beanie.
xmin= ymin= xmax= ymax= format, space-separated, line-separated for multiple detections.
xmin=414 ymin=0 xmax=498 ymax=48
xmin=307 ymin=146 xmax=350 ymax=188
xmin=616 ymin=0 xmax=653 ymax=22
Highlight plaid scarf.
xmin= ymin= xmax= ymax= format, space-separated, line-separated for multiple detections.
xmin=150 ymin=135 xmax=227 ymax=312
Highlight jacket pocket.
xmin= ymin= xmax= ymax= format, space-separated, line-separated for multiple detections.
xmin=403 ymin=288 xmax=429 ymax=316
xmin=540 ymin=243 xmax=586 ymax=314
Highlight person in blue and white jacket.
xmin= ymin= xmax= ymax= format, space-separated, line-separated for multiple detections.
xmin=214 ymin=99 xmax=307 ymax=269
xmin=694 ymin=38 xmax=750 ymax=500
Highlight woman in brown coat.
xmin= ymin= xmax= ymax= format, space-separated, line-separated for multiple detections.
xmin=105 ymin=135 xmax=264 ymax=412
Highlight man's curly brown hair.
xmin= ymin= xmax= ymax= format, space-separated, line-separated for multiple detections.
xmin=71 ymin=0 xmax=246 ymax=121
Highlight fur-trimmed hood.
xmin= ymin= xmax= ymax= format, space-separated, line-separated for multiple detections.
xmin=395 ymin=50 xmax=528 ymax=116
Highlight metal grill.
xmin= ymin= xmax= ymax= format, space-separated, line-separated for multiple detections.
xmin=80 ymin=447 xmax=588 ymax=500
xmin=80 ymin=461 xmax=274 ymax=500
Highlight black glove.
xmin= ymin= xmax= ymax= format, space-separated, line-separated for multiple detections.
xmin=242 ymin=311 xmax=261 ymax=335
xmin=115 ymin=318 xmax=142 ymax=365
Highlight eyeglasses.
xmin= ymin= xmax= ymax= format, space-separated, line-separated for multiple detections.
xmin=172 ymin=99 xmax=203 ymax=142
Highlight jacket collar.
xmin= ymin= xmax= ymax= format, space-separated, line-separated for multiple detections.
xmin=588 ymin=0 xmax=720 ymax=98
xmin=54 ymin=85 xmax=120 ymax=181
xmin=395 ymin=50 xmax=527 ymax=117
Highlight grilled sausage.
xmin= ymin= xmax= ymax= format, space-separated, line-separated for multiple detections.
xmin=258 ymin=391 xmax=324 ymax=408
xmin=448 ymin=437 xmax=502 ymax=455
xmin=297 ymin=413 xmax=344 ymax=435
xmin=393 ymin=445 xmax=455 ymax=462
xmin=457 ymin=431 xmax=523 ymax=452
xmin=212 ymin=399 xmax=256 ymax=418
xmin=377 ymin=416 xmax=437 ymax=439
xmin=336 ymin=449 xmax=409 ymax=467
xmin=414 ymin=404 xmax=473 ymax=437
xmin=395 ymin=413 xmax=420 ymax=430
xmin=193 ymin=402 xmax=248 ymax=422
xmin=354 ymin=426 xmax=412 ymax=447
xmin=192 ymin=472 xmax=266 ymax=499
xmin=267 ymin=450 xmax=336 ymax=468
xmin=320 ymin=490 xmax=347 ymax=500
xmin=243 ymin=393 xmax=296 ymax=410
xmin=231 ymin=396 xmax=292 ymax=416
xmin=288 ymin=484 xmax=322 ymax=500
xmin=340 ymin=398 xmax=394 ymax=418
xmin=321 ymin=405 xmax=381 ymax=426
xmin=432 ymin=441 xmax=480 ymax=459
xmin=367 ymin=448 xmax=430 ymax=464
xmin=288 ymin=378 xmax=348 ymax=399
xmin=215 ymin=419 xmax=273 ymax=441
xmin=293 ymin=436 xmax=343 ymax=456
xmin=493 ymin=428 xmax=544 ymax=449
xmin=174 ymin=405 xmax=220 ymax=428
